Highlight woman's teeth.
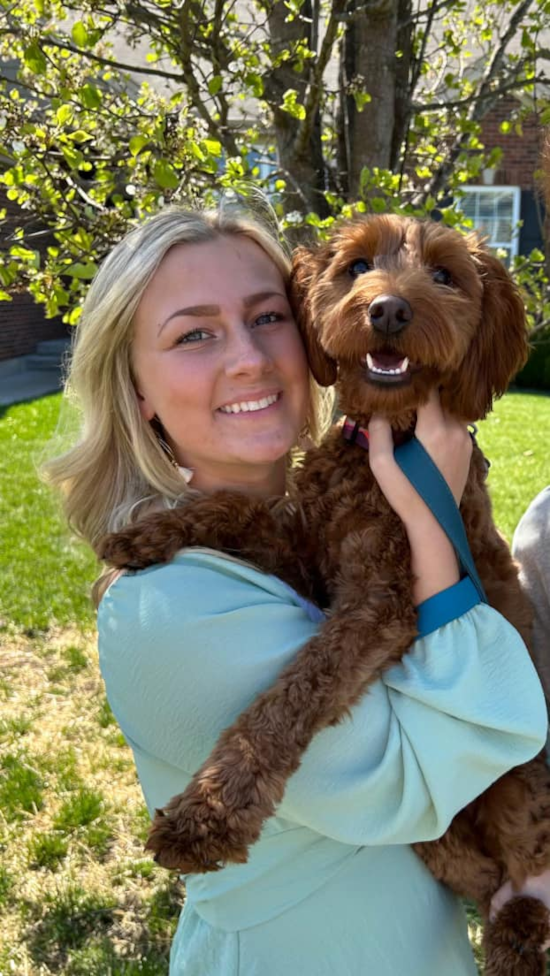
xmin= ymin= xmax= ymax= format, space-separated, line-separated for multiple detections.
xmin=219 ymin=394 xmax=279 ymax=414
xmin=365 ymin=353 xmax=409 ymax=376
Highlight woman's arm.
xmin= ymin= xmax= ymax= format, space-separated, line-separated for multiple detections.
xmin=98 ymin=551 xmax=547 ymax=849
xmin=368 ymin=389 xmax=471 ymax=605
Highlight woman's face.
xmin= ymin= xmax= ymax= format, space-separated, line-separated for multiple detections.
xmin=132 ymin=234 xmax=310 ymax=496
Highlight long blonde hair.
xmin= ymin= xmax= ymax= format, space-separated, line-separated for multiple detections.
xmin=44 ymin=206 xmax=332 ymax=557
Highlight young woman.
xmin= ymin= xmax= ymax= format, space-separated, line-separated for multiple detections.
xmin=46 ymin=206 xmax=547 ymax=975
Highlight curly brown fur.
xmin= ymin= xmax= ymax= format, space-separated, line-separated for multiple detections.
xmin=102 ymin=215 xmax=550 ymax=972
xmin=483 ymin=897 xmax=550 ymax=976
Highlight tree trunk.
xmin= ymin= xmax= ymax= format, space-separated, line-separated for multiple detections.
xmin=264 ymin=0 xmax=330 ymax=217
xmin=341 ymin=0 xmax=401 ymax=199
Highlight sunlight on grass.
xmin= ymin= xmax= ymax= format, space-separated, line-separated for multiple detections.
xmin=0 ymin=393 xmax=98 ymax=632
xmin=0 ymin=628 xmax=181 ymax=974
xmin=477 ymin=390 xmax=550 ymax=541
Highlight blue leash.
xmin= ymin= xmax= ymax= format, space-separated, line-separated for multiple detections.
xmin=394 ymin=436 xmax=488 ymax=604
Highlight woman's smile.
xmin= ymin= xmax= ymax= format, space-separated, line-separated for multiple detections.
xmin=217 ymin=392 xmax=282 ymax=415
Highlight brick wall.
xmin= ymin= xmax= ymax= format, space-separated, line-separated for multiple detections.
xmin=479 ymin=96 xmax=542 ymax=190
xmin=0 ymin=292 xmax=70 ymax=360
xmin=0 ymin=188 xmax=68 ymax=362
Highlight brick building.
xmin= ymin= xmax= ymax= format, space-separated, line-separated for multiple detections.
xmin=0 ymin=188 xmax=69 ymax=363
xmin=462 ymin=96 xmax=544 ymax=263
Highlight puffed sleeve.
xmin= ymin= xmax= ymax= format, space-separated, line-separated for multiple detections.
xmin=513 ymin=487 xmax=550 ymax=712
xmin=97 ymin=550 xmax=547 ymax=848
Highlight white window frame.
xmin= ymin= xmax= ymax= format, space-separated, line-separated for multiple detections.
xmin=460 ymin=185 xmax=521 ymax=264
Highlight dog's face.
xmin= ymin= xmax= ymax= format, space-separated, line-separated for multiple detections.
xmin=291 ymin=215 xmax=528 ymax=426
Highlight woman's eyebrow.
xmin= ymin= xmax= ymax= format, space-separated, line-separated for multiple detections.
xmin=157 ymin=291 xmax=286 ymax=335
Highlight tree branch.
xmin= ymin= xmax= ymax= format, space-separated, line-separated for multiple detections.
xmin=9 ymin=28 xmax=185 ymax=82
xmin=178 ymin=0 xmax=238 ymax=156
xmin=294 ymin=0 xmax=346 ymax=158
xmin=412 ymin=0 xmax=537 ymax=205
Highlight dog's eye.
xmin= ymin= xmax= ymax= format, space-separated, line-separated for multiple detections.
xmin=432 ymin=267 xmax=453 ymax=286
xmin=349 ymin=259 xmax=371 ymax=277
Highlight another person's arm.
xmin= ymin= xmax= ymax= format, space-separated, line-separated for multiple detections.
xmin=513 ymin=487 xmax=550 ymax=710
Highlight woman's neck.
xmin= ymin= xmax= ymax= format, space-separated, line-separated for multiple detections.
xmin=190 ymin=458 xmax=288 ymax=498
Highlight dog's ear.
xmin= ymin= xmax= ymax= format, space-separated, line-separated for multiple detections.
xmin=290 ymin=245 xmax=338 ymax=387
xmin=442 ymin=243 xmax=528 ymax=420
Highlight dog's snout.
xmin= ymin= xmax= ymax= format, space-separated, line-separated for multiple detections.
xmin=368 ymin=295 xmax=412 ymax=335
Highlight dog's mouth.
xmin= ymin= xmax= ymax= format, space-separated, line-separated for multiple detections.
xmin=362 ymin=350 xmax=418 ymax=386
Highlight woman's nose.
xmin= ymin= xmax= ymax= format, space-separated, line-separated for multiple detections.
xmin=224 ymin=327 xmax=273 ymax=377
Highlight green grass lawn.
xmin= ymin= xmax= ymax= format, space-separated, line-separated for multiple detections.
xmin=0 ymin=394 xmax=97 ymax=633
xmin=476 ymin=389 xmax=550 ymax=541
xmin=0 ymin=388 xmax=549 ymax=974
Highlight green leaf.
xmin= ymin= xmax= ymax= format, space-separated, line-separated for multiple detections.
xmin=10 ymin=245 xmax=39 ymax=264
xmin=71 ymin=22 xmax=89 ymax=47
xmin=61 ymin=146 xmax=83 ymax=170
xmin=202 ymin=139 xmax=222 ymax=157
xmin=370 ymin=197 xmax=387 ymax=214
xmin=354 ymin=91 xmax=371 ymax=112
xmin=23 ymin=42 xmax=47 ymax=76
xmin=65 ymin=262 xmax=98 ymax=279
xmin=281 ymin=89 xmax=306 ymax=121
xmin=56 ymin=104 xmax=74 ymax=126
xmin=79 ymin=84 xmax=102 ymax=110
xmin=68 ymin=130 xmax=93 ymax=143
xmin=129 ymin=135 xmax=150 ymax=157
xmin=0 ymin=290 xmax=13 ymax=301
xmin=153 ymin=159 xmax=179 ymax=189
xmin=208 ymin=75 xmax=223 ymax=96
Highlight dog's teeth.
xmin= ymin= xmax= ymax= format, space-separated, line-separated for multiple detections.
xmin=365 ymin=355 xmax=410 ymax=376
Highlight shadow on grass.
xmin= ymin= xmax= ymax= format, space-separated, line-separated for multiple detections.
xmin=26 ymin=885 xmax=116 ymax=970
xmin=24 ymin=877 xmax=181 ymax=975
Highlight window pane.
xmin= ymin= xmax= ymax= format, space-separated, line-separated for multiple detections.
xmin=460 ymin=187 xmax=519 ymax=261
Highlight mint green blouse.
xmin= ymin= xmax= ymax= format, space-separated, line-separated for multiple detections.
xmin=98 ymin=549 xmax=547 ymax=976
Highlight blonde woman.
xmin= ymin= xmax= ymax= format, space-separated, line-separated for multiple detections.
xmin=46 ymin=206 xmax=546 ymax=976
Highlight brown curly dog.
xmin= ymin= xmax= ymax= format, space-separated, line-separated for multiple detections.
xmin=102 ymin=215 xmax=550 ymax=975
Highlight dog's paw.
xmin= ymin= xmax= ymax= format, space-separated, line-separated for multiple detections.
xmin=100 ymin=528 xmax=165 ymax=569
xmin=145 ymin=799 xmax=251 ymax=874
xmin=484 ymin=896 xmax=549 ymax=976
xmin=100 ymin=516 xmax=186 ymax=569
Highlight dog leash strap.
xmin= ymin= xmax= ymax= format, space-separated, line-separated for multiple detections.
xmin=394 ymin=436 xmax=488 ymax=604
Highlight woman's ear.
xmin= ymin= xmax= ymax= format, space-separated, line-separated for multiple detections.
xmin=136 ymin=388 xmax=155 ymax=421
xmin=441 ymin=242 xmax=529 ymax=421
xmin=290 ymin=245 xmax=338 ymax=387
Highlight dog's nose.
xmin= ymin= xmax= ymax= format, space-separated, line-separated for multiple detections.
xmin=368 ymin=295 xmax=412 ymax=335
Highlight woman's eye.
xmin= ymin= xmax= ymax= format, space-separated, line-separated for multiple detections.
xmin=432 ymin=267 xmax=453 ymax=286
xmin=254 ymin=311 xmax=282 ymax=327
xmin=349 ymin=259 xmax=371 ymax=277
xmin=175 ymin=328 xmax=210 ymax=345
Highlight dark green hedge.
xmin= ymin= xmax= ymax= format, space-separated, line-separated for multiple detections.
xmin=515 ymin=334 xmax=550 ymax=391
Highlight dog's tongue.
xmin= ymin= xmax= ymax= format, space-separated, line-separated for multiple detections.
xmin=371 ymin=352 xmax=405 ymax=369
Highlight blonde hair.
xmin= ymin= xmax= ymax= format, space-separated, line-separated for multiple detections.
xmin=44 ymin=205 xmax=333 ymax=557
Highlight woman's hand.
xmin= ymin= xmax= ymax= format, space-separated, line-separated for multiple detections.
xmin=490 ymin=872 xmax=550 ymax=950
xmin=368 ymin=389 xmax=473 ymax=606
